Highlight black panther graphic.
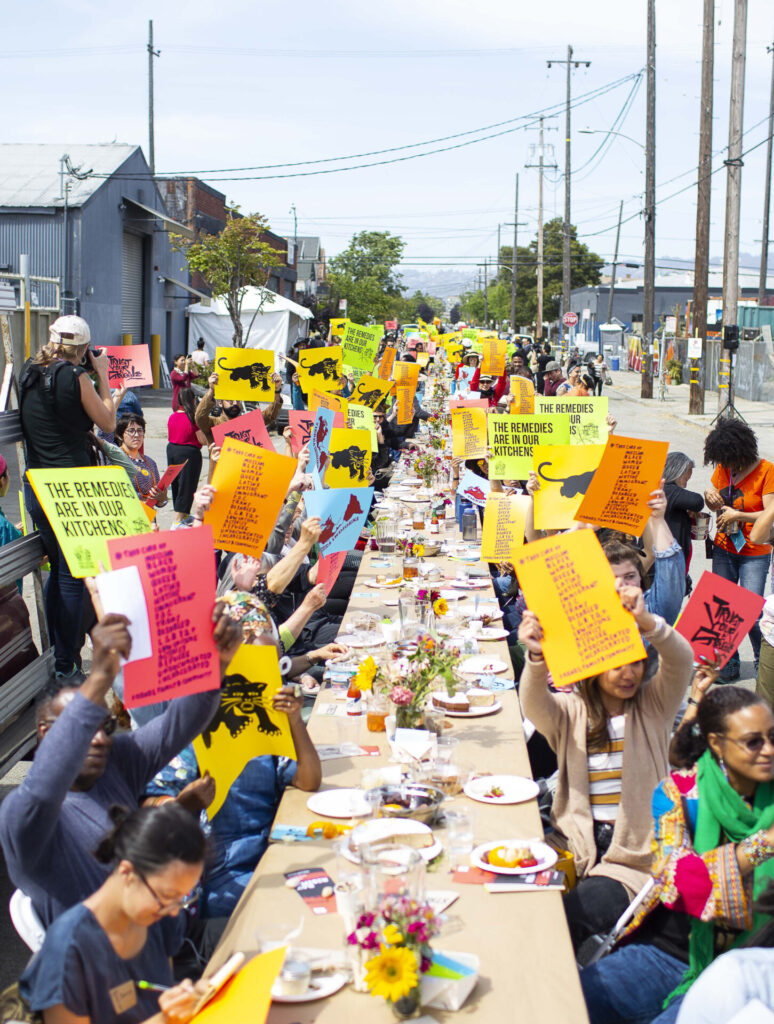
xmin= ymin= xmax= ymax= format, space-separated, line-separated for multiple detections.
xmin=200 ymin=673 xmax=281 ymax=748
xmin=330 ymin=445 xmax=367 ymax=481
xmin=537 ymin=462 xmax=596 ymax=498
xmin=355 ymin=386 xmax=385 ymax=408
xmin=217 ymin=357 xmax=272 ymax=389
xmin=299 ymin=355 xmax=340 ymax=381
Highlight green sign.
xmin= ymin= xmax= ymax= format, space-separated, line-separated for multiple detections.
xmin=535 ymin=396 xmax=609 ymax=445
xmin=341 ymin=322 xmax=383 ymax=371
xmin=488 ymin=414 xmax=571 ymax=480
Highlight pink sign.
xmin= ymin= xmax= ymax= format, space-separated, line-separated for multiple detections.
xmin=288 ymin=411 xmax=315 ymax=456
xmin=449 ymin=398 xmax=489 ymax=411
xmin=675 ymin=571 xmax=766 ymax=668
xmin=316 ymin=550 xmax=347 ymax=595
xmin=104 ymin=345 xmax=153 ymax=388
xmin=211 ymin=408 xmax=275 ymax=453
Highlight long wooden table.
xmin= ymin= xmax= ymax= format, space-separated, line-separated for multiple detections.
xmin=209 ymin=543 xmax=588 ymax=1023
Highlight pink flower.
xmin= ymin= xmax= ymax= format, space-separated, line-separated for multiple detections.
xmin=357 ymin=912 xmax=375 ymax=928
xmin=361 ymin=931 xmax=380 ymax=950
xmin=390 ymin=685 xmax=414 ymax=707
xmin=421 ymin=954 xmax=432 ymax=973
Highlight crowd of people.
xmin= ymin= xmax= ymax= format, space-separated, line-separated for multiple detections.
xmin=1 ymin=313 xmax=774 ymax=1023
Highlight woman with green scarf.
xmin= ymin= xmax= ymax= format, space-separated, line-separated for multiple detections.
xmin=581 ymin=685 xmax=774 ymax=1023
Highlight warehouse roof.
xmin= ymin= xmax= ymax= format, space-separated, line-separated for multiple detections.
xmin=0 ymin=143 xmax=138 ymax=208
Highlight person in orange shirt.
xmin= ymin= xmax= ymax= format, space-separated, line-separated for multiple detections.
xmin=704 ymin=418 xmax=774 ymax=682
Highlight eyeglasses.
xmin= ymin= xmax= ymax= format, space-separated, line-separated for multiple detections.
xmin=719 ymin=731 xmax=774 ymax=755
xmin=124 ymin=426 xmax=144 ymax=435
xmin=136 ymin=871 xmax=199 ymax=913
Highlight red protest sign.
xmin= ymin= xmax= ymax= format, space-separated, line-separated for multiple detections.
xmin=144 ymin=462 xmax=186 ymax=507
xmin=384 ymin=320 xmax=398 ymax=331
xmin=288 ymin=411 xmax=315 ymax=456
xmin=106 ymin=526 xmax=221 ymax=707
xmin=449 ymin=398 xmax=489 ymax=412
xmin=211 ymin=408 xmax=275 ymax=453
xmin=317 ymin=550 xmax=347 ymax=595
xmin=675 ymin=571 xmax=766 ymax=668
xmin=104 ymin=345 xmax=153 ymax=388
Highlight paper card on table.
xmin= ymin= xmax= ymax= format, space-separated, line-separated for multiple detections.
xmin=396 ymin=385 xmax=415 ymax=426
xmin=514 ymin=530 xmax=647 ymax=688
xmin=480 ymin=494 xmax=529 ymax=561
xmin=675 ymin=571 xmax=766 ymax=668
xmin=309 ymin=388 xmax=348 ymax=417
xmin=205 ymin=438 xmax=297 ymax=558
xmin=510 ymin=376 xmax=536 ymax=414
xmin=535 ymin=395 xmax=609 ymax=444
xmin=213 ymin=347 xmax=274 ymax=402
xmin=347 ymin=404 xmax=378 ymax=452
xmin=106 ymin=526 xmax=221 ymax=707
xmin=532 ymin=444 xmax=605 ymax=530
xmin=575 ymin=436 xmax=668 ymax=537
xmin=287 ymin=411 xmax=315 ymax=455
xmin=193 ymin=946 xmax=285 ymax=1024
xmin=326 ymin=428 xmax=372 ymax=489
xmin=27 ymin=466 xmax=151 ymax=578
xmin=481 ymin=337 xmax=507 ymax=376
xmin=309 ymin=407 xmax=345 ymax=478
xmin=316 ymin=550 xmax=347 ymax=594
xmin=329 ymin=317 xmax=349 ymax=338
xmin=104 ymin=345 xmax=153 ymax=388
xmin=211 ymin=407 xmax=275 ymax=453
xmin=351 ymin=374 xmax=392 ymax=410
xmin=488 ymin=414 xmax=570 ymax=480
xmin=377 ymin=345 xmax=397 ymax=380
xmin=448 ymin=398 xmax=488 ymax=412
xmin=193 ymin=644 xmax=296 ymax=820
xmin=285 ymin=868 xmax=337 ymax=914
xmin=94 ymin=565 xmax=152 ymax=664
xmin=297 ymin=345 xmax=343 ymax=393
xmin=303 ymin=487 xmax=374 ymax=555
xmin=144 ymin=462 xmax=186 ymax=506
xmin=458 ymin=469 xmax=490 ymax=507
xmin=452 ymin=866 xmax=496 ymax=884
xmin=341 ymin=321 xmax=383 ymax=371
xmin=393 ymin=361 xmax=421 ymax=390
xmin=451 ymin=407 xmax=488 ymax=459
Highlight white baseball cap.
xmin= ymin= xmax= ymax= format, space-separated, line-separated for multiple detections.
xmin=49 ymin=315 xmax=91 ymax=347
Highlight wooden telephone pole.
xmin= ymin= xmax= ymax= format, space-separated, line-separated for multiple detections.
xmin=641 ymin=0 xmax=657 ymax=399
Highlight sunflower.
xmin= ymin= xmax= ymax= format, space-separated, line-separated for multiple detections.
xmin=413 ymin=543 xmax=425 ymax=558
xmin=354 ymin=655 xmax=377 ymax=692
xmin=365 ymin=945 xmax=418 ymax=1002
xmin=433 ymin=597 xmax=448 ymax=617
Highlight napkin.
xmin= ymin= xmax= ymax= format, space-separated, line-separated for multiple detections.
xmin=388 ymin=728 xmax=436 ymax=763
xmin=420 ymin=951 xmax=480 ymax=1011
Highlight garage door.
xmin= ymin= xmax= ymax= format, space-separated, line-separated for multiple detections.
xmin=121 ymin=232 xmax=144 ymax=343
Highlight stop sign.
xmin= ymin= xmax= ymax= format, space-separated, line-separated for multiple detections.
xmin=562 ymin=311 xmax=579 ymax=327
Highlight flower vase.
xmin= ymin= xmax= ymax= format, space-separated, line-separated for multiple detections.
xmin=391 ymin=951 xmax=423 ymax=1020
xmin=395 ymin=705 xmax=423 ymax=730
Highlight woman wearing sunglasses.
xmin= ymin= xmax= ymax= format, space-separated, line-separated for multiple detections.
xmin=581 ymin=686 xmax=774 ymax=1024
xmin=18 ymin=802 xmax=209 ymax=1024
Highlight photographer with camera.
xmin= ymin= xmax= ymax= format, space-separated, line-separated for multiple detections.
xmin=20 ymin=315 xmax=115 ymax=676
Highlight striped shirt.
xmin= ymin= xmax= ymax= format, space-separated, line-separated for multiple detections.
xmin=588 ymin=715 xmax=624 ymax=822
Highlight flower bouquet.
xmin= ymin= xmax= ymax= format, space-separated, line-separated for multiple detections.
xmin=412 ymin=452 xmax=441 ymax=488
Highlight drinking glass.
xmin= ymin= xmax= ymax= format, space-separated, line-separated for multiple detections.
xmin=366 ymin=692 xmax=390 ymax=733
xmin=444 ymin=809 xmax=476 ymax=870
xmin=403 ymin=555 xmax=419 ymax=581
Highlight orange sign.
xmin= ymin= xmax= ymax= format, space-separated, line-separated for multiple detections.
xmin=377 ymin=345 xmax=397 ymax=380
xmin=575 ymin=436 xmax=669 ymax=537
xmin=481 ymin=337 xmax=507 ymax=376
xmin=510 ymin=375 xmax=535 ymax=414
xmin=480 ymin=494 xmax=529 ymax=562
xmin=309 ymin=388 xmax=348 ymax=417
xmin=451 ymin=407 xmax=488 ymax=460
xmin=396 ymin=385 xmax=414 ymax=425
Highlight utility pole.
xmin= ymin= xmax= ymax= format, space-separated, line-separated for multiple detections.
xmin=689 ymin=0 xmax=715 ymax=416
xmin=483 ymin=260 xmax=489 ymax=328
xmin=641 ymin=0 xmax=657 ymax=399
xmin=607 ymin=200 xmax=624 ymax=325
xmin=526 ymin=118 xmax=558 ymax=341
xmin=547 ymin=46 xmax=591 ymax=324
xmin=719 ymin=0 xmax=748 ymax=416
xmin=147 ymin=20 xmax=160 ymax=174
xmin=758 ymin=43 xmax=774 ymax=306
xmin=510 ymin=174 xmax=519 ymax=331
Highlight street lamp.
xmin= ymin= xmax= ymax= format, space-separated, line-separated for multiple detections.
xmin=579 ymin=128 xmax=645 ymax=151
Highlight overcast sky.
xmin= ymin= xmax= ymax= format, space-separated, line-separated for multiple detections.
xmin=3 ymin=0 xmax=773 ymax=293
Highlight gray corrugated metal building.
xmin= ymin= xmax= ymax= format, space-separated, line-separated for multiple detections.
xmin=0 ymin=143 xmax=194 ymax=362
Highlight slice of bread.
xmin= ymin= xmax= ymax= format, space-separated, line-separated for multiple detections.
xmin=467 ymin=687 xmax=495 ymax=708
xmin=349 ymin=817 xmax=435 ymax=852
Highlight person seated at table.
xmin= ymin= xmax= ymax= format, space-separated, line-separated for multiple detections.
xmin=581 ymin=685 xmax=774 ymax=1024
xmin=115 ymin=414 xmax=169 ymax=506
xmin=17 ymin=802 xmax=209 ymax=1024
xmin=518 ymin=585 xmax=693 ymax=954
xmin=0 ymin=606 xmax=241 ymax=928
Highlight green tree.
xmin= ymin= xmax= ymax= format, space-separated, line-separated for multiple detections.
xmin=327 ymin=231 xmax=406 ymax=323
xmin=449 ymin=304 xmax=461 ymax=324
xmin=172 ymin=207 xmax=284 ymax=346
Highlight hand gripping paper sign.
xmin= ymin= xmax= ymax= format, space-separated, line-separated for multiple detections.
xmin=575 ymin=436 xmax=668 ymax=537
xmin=325 ymin=427 xmax=372 ymax=489
xmin=303 ymin=487 xmax=374 ymax=555
xmin=287 ymin=411 xmax=315 ymax=455
xmin=480 ymin=494 xmax=529 ymax=562
xmin=211 ymin=408 xmax=275 ymax=453
xmin=27 ymin=466 xmax=151 ymax=577
xmin=488 ymin=414 xmax=570 ymax=480
xmin=532 ymin=443 xmax=605 ymax=530
xmin=451 ymin=407 xmax=488 ymax=460
xmin=536 ymin=396 xmax=609 ymax=445
xmin=214 ymin=347 xmax=275 ymax=402
xmin=341 ymin=321 xmax=383 ymax=371
xmin=510 ymin=376 xmax=535 ymax=414
xmin=309 ymin=388 xmax=348 ymax=417
xmin=205 ymin=437 xmax=297 ymax=558
xmin=193 ymin=645 xmax=296 ymax=820
xmin=297 ymin=345 xmax=343 ymax=394
xmin=106 ymin=526 xmax=221 ymax=708
xmin=675 ymin=571 xmax=766 ymax=669
xmin=104 ymin=345 xmax=153 ymax=388
xmin=514 ymin=530 xmax=647 ymax=688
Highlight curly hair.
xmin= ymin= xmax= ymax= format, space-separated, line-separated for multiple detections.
xmin=703 ymin=418 xmax=759 ymax=473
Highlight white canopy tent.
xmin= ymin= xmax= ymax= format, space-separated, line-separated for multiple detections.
xmin=187 ymin=287 xmax=312 ymax=357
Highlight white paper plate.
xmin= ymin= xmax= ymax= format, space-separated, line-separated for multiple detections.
xmin=444 ymin=701 xmax=502 ymax=718
xmin=335 ymin=633 xmax=385 ymax=649
xmin=366 ymin=579 xmax=405 ymax=589
xmin=463 ymin=774 xmax=540 ymax=805
xmin=459 ymin=655 xmax=509 ymax=675
xmin=447 ymin=578 xmax=490 ymax=589
xmin=470 ymin=606 xmax=503 ymax=621
xmin=306 ymin=789 xmax=372 ymax=819
xmin=477 ymin=627 xmax=509 ymax=641
xmin=439 ymin=590 xmax=466 ymax=601
xmin=272 ymin=972 xmax=348 ymax=1003
xmin=471 ymin=839 xmax=558 ymax=875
